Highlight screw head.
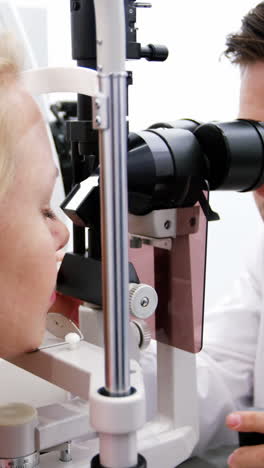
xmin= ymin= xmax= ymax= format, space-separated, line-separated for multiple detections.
xmin=95 ymin=116 xmax=102 ymax=126
xmin=95 ymin=99 xmax=101 ymax=109
xmin=164 ymin=220 xmax=171 ymax=230
xmin=141 ymin=297 xmax=149 ymax=308
xmin=190 ymin=217 xmax=196 ymax=227
xmin=72 ymin=1 xmax=80 ymax=11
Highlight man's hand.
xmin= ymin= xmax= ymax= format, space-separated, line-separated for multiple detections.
xmin=226 ymin=412 xmax=264 ymax=467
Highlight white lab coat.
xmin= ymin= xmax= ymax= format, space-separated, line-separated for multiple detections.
xmin=196 ymin=226 xmax=264 ymax=453
xmin=141 ymin=229 xmax=264 ymax=455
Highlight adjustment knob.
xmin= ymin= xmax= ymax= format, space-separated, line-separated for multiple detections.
xmin=141 ymin=44 xmax=169 ymax=62
xmin=0 ymin=403 xmax=39 ymax=467
xmin=132 ymin=319 xmax=152 ymax=350
xmin=129 ymin=283 xmax=158 ymax=319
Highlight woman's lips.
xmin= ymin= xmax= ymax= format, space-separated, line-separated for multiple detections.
xmin=50 ymin=290 xmax=57 ymax=305
xmin=49 ymin=251 xmax=64 ymax=305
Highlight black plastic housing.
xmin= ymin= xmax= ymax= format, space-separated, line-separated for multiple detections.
xmin=194 ymin=120 xmax=264 ymax=191
xmin=57 ymin=253 xmax=139 ymax=306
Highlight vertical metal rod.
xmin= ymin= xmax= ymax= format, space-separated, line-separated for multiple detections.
xmin=99 ymin=73 xmax=130 ymax=395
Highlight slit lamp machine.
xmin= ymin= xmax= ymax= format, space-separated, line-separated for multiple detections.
xmin=2 ymin=1 xmax=264 ymax=467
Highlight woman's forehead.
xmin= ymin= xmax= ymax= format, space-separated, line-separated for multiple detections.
xmin=8 ymin=86 xmax=55 ymax=184
xmin=7 ymin=82 xmax=43 ymax=140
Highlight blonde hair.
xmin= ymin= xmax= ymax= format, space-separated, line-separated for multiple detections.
xmin=0 ymin=33 xmax=24 ymax=199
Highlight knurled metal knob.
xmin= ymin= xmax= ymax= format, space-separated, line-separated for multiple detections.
xmin=129 ymin=283 xmax=158 ymax=319
xmin=131 ymin=319 xmax=152 ymax=350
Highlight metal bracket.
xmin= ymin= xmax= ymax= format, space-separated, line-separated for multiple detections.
xmin=134 ymin=2 xmax=152 ymax=7
xmin=128 ymin=207 xmax=200 ymax=240
xmin=128 ymin=207 xmax=200 ymax=250
xmin=129 ymin=233 xmax=172 ymax=250
xmin=92 ymin=93 xmax=109 ymax=129
xmin=129 ymin=209 xmax=177 ymax=239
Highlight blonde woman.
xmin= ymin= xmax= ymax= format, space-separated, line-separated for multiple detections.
xmin=0 ymin=34 xmax=70 ymax=358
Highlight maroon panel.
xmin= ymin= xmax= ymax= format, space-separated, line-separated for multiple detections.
xmin=129 ymin=204 xmax=207 ymax=353
xmin=155 ymin=205 xmax=207 ymax=353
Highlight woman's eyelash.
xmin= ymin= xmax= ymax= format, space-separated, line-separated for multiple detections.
xmin=43 ymin=208 xmax=57 ymax=220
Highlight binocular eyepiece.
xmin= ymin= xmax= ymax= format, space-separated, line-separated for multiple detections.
xmin=62 ymin=118 xmax=264 ymax=224
xmin=127 ymin=119 xmax=264 ymax=215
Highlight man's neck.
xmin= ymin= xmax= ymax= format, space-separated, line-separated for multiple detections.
xmin=239 ymin=61 xmax=264 ymax=121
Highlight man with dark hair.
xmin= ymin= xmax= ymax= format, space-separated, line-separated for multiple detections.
xmin=141 ymin=3 xmax=264 ymax=466
xmin=225 ymin=3 xmax=264 ymax=65
xmin=192 ymin=2 xmax=264 ymax=466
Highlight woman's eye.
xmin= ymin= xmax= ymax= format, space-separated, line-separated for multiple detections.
xmin=43 ymin=208 xmax=57 ymax=220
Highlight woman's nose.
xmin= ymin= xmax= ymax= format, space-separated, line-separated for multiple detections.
xmin=55 ymin=218 xmax=70 ymax=251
